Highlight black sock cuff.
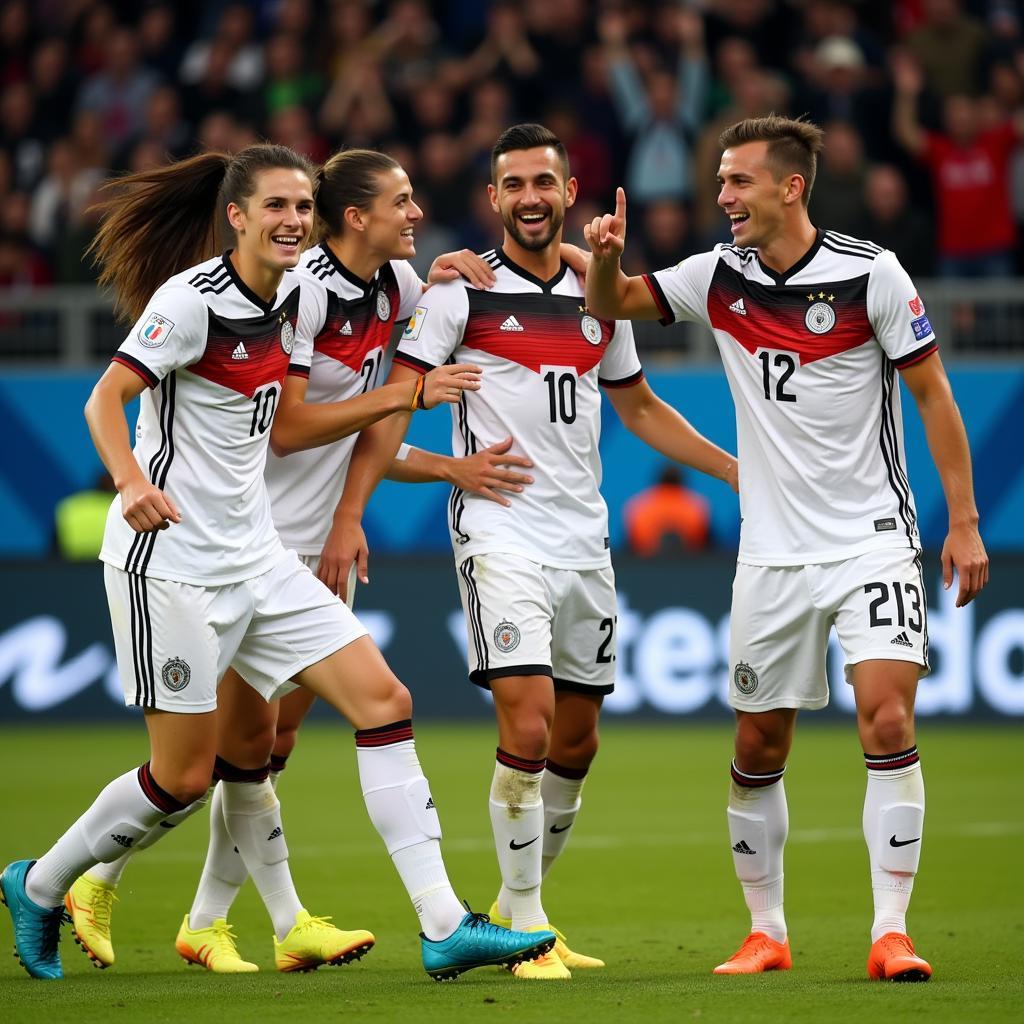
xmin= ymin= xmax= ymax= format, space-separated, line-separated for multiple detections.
xmin=137 ymin=761 xmax=187 ymax=814
xmin=730 ymin=760 xmax=786 ymax=788
xmin=864 ymin=745 xmax=919 ymax=771
xmin=545 ymin=758 xmax=588 ymax=780
xmin=496 ymin=747 xmax=545 ymax=774
xmin=355 ymin=719 xmax=414 ymax=748
xmin=213 ymin=756 xmax=271 ymax=783
xmin=269 ymin=753 xmax=289 ymax=773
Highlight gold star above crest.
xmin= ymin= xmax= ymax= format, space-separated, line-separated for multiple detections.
xmin=828 ymin=293 xmax=835 ymax=302
xmin=578 ymin=305 xmax=588 ymax=314
xmin=818 ymin=291 xmax=825 ymax=299
xmin=807 ymin=293 xmax=814 ymax=301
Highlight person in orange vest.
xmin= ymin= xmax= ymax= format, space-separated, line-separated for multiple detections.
xmin=624 ymin=463 xmax=710 ymax=555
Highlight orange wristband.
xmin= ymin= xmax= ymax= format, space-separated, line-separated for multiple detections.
xmin=410 ymin=375 xmax=425 ymax=411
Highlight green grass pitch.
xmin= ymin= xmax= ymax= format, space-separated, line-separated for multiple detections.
xmin=0 ymin=723 xmax=1021 ymax=1022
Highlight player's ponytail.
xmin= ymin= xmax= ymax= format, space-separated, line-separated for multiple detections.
xmin=314 ymin=149 xmax=401 ymax=238
xmin=90 ymin=144 xmax=315 ymax=323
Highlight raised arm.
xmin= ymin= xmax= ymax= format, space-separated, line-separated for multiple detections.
xmin=891 ymin=51 xmax=927 ymax=158
xmin=584 ymin=187 xmax=662 ymax=319
xmin=900 ymin=353 xmax=988 ymax=606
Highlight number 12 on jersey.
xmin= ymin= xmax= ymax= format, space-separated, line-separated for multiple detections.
xmin=759 ymin=350 xmax=797 ymax=403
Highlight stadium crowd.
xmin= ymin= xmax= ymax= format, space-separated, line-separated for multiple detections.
xmin=1 ymin=0 xmax=1023 ymax=290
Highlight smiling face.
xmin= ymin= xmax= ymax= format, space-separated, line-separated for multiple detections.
xmin=489 ymin=145 xmax=577 ymax=253
xmin=228 ymin=166 xmax=314 ymax=273
xmin=353 ymin=165 xmax=423 ymax=261
xmin=717 ymin=140 xmax=803 ymax=249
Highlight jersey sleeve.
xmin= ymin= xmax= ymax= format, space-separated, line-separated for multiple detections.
xmin=393 ymin=280 xmax=469 ymax=374
xmin=642 ymin=250 xmax=719 ymax=327
xmin=867 ymin=249 xmax=937 ymax=369
xmin=112 ymin=281 xmax=208 ymax=388
xmin=392 ymin=259 xmax=425 ymax=321
xmin=289 ymin=274 xmax=327 ymax=380
xmin=598 ymin=318 xmax=644 ymax=389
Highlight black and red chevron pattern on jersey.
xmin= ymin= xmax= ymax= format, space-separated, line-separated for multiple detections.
xmin=188 ymin=288 xmax=300 ymax=398
xmin=315 ymin=262 xmax=399 ymax=371
xmin=460 ymin=291 xmax=614 ymax=376
xmin=707 ymin=261 xmax=873 ymax=363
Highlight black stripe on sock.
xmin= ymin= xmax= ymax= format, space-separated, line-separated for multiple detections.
xmin=730 ymin=759 xmax=786 ymax=788
xmin=497 ymin=748 xmax=545 ymax=774
xmin=213 ymin=757 xmax=271 ymax=783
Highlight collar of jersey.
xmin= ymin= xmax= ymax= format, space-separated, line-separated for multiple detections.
xmin=754 ymin=227 xmax=825 ymax=285
xmin=220 ymin=251 xmax=279 ymax=312
xmin=496 ymin=246 xmax=569 ymax=293
xmin=318 ymin=242 xmax=377 ymax=293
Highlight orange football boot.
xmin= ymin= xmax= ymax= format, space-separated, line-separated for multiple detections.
xmin=867 ymin=932 xmax=931 ymax=982
xmin=713 ymin=932 xmax=792 ymax=974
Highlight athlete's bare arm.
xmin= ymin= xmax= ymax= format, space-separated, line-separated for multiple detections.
xmin=84 ymin=362 xmax=182 ymax=533
xmin=386 ymin=438 xmax=534 ymax=507
xmin=270 ymin=361 xmax=481 ymax=456
xmin=605 ymin=377 xmax=738 ymax=490
xmin=584 ymin=187 xmax=661 ymax=320
xmin=900 ymin=352 xmax=989 ymax=606
xmin=427 ymin=249 xmax=496 ymax=290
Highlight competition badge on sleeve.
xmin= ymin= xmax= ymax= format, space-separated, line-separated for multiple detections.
xmin=404 ymin=305 xmax=427 ymax=341
xmin=908 ymin=295 xmax=932 ymax=341
xmin=138 ymin=313 xmax=175 ymax=348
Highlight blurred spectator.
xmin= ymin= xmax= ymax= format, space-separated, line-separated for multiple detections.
xmin=319 ymin=58 xmax=395 ymax=145
xmin=600 ymin=6 xmax=708 ymax=206
xmin=1 ymin=80 xmax=46 ymax=189
xmin=54 ymin=472 xmax=116 ymax=561
xmin=703 ymin=0 xmax=790 ymax=75
xmin=179 ymin=37 xmax=249 ymax=130
xmin=266 ymin=105 xmax=330 ymax=164
xmin=0 ymin=0 xmax=34 ymax=87
xmin=137 ymin=2 xmax=182 ymax=80
xmin=76 ymin=26 xmax=160 ymax=152
xmin=861 ymin=164 xmax=935 ymax=278
xmin=624 ymin=199 xmax=696 ymax=277
xmin=70 ymin=110 xmax=110 ymax=174
xmin=72 ymin=3 xmax=118 ymax=77
xmin=30 ymin=37 xmax=78 ymax=143
xmin=406 ymin=193 xmax=459 ymax=282
xmin=28 ymin=137 xmax=103 ymax=252
xmin=119 ymin=85 xmax=190 ymax=168
xmin=542 ymin=102 xmax=613 ymax=204
xmin=893 ymin=51 xmax=1023 ymax=276
xmin=0 ymin=228 xmax=51 ymax=290
xmin=417 ymin=132 xmax=472 ymax=227
xmin=624 ymin=464 xmax=710 ymax=556
xmin=809 ymin=120 xmax=868 ymax=238
xmin=706 ymin=36 xmax=760 ymax=116
xmin=463 ymin=79 xmax=517 ymax=175
xmin=906 ymin=0 xmax=988 ymax=97
xmin=179 ymin=3 xmax=263 ymax=91
xmin=261 ymin=32 xmax=323 ymax=122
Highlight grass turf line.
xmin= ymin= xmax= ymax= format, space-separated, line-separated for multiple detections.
xmin=0 ymin=723 xmax=1020 ymax=1022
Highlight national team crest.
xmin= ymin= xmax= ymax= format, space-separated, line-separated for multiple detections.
xmin=376 ymin=290 xmax=391 ymax=322
xmin=279 ymin=319 xmax=295 ymax=354
xmin=734 ymin=661 xmax=758 ymax=696
xmin=580 ymin=315 xmax=602 ymax=345
xmin=138 ymin=312 xmax=175 ymax=349
xmin=162 ymin=657 xmax=191 ymax=692
xmin=804 ymin=299 xmax=835 ymax=335
xmin=494 ymin=621 xmax=521 ymax=653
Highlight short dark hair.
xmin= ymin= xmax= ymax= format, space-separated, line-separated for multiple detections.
xmin=490 ymin=123 xmax=569 ymax=183
xmin=316 ymin=149 xmax=401 ymax=236
xmin=718 ymin=115 xmax=826 ymax=206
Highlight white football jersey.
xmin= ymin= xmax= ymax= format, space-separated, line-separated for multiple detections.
xmin=395 ymin=247 xmax=643 ymax=569
xmin=646 ymin=230 xmax=937 ymax=566
xmin=263 ymin=245 xmax=422 ymax=554
xmin=99 ymin=253 xmax=310 ymax=585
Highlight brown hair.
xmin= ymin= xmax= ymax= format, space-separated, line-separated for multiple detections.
xmin=315 ymin=149 xmax=401 ymax=237
xmin=490 ymin=123 xmax=569 ymax=184
xmin=90 ymin=144 xmax=315 ymax=322
xmin=718 ymin=115 xmax=825 ymax=205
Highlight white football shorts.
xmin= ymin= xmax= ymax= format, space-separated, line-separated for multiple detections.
xmin=455 ymin=551 xmax=617 ymax=694
xmin=105 ymin=550 xmax=368 ymax=713
xmin=297 ymin=553 xmax=358 ymax=611
xmin=728 ymin=547 xmax=929 ymax=712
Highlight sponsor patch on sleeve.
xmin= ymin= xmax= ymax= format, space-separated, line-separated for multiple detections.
xmin=138 ymin=312 xmax=175 ymax=349
xmin=910 ymin=314 xmax=932 ymax=341
xmin=908 ymin=295 xmax=924 ymax=317
xmin=403 ymin=305 xmax=427 ymax=341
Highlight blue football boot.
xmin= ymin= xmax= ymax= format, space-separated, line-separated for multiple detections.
xmin=421 ymin=908 xmax=555 ymax=981
xmin=1 ymin=860 xmax=66 ymax=980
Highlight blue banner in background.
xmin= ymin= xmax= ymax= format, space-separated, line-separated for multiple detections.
xmin=0 ymin=557 xmax=1021 ymax=721
xmin=1 ymin=365 xmax=1020 ymax=558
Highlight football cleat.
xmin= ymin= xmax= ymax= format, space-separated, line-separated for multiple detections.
xmin=488 ymin=901 xmax=604 ymax=969
xmin=511 ymin=927 xmax=571 ymax=980
xmin=867 ymin=932 xmax=932 ymax=982
xmin=65 ymin=874 xmax=117 ymax=968
xmin=273 ymin=909 xmax=374 ymax=973
xmin=175 ymin=914 xmax=259 ymax=973
xmin=713 ymin=932 xmax=792 ymax=974
xmin=421 ymin=909 xmax=555 ymax=981
xmin=0 ymin=859 xmax=65 ymax=980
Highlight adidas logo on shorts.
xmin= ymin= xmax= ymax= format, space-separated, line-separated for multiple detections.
xmin=891 ymin=631 xmax=913 ymax=647
xmin=500 ymin=315 xmax=524 ymax=332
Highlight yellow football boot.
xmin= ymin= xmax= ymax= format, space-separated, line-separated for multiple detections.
xmin=273 ymin=909 xmax=375 ymax=973
xmin=488 ymin=901 xmax=604 ymax=970
xmin=65 ymin=874 xmax=117 ymax=968
xmin=175 ymin=914 xmax=259 ymax=973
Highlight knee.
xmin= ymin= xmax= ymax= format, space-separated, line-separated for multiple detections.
xmin=159 ymin=766 xmax=214 ymax=807
xmin=550 ymin=726 xmax=599 ymax=768
xmin=380 ymin=679 xmax=413 ymax=723
xmin=501 ymin=709 xmax=553 ymax=762
xmin=220 ymin=720 xmax=277 ymax=768
xmin=861 ymin=700 xmax=914 ymax=754
xmin=272 ymin=724 xmax=300 ymax=760
xmin=734 ymin=722 xmax=789 ymax=773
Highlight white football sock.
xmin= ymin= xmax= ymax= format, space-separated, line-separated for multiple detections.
xmin=727 ymin=761 xmax=788 ymax=943
xmin=355 ymin=721 xmax=464 ymax=941
xmin=863 ymin=747 xmax=925 ymax=943
xmin=540 ymin=760 xmax=587 ymax=879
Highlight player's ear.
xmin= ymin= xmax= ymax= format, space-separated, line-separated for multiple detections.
xmin=784 ymin=173 xmax=806 ymax=206
xmin=344 ymin=205 xmax=366 ymax=234
xmin=487 ymin=183 xmax=499 ymax=214
xmin=225 ymin=201 xmax=246 ymax=233
xmin=565 ymin=176 xmax=578 ymax=209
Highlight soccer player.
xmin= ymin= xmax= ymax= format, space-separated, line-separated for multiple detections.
xmin=584 ymin=115 xmax=989 ymax=981
xmin=64 ymin=148 xmax=535 ymax=973
xmin=335 ymin=124 xmax=739 ymax=980
xmin=0 ymin=143 xmax=555 ymax=982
